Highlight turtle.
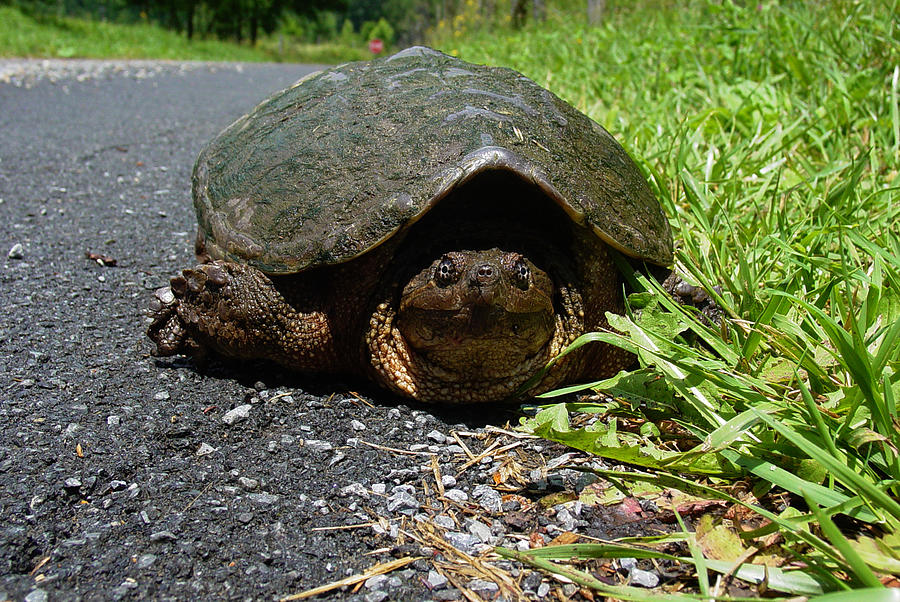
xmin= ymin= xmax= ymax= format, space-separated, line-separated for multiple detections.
xmin=147 ymin=46 xmax=673 ymax=404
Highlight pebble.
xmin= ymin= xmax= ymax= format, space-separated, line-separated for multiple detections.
xmin=364 ymin=574 xmax=388 ymax=589
xmin=440 ymin=474 xmax=457 ymax=487
xmin=432 ymin=515 xmax=455 ymax=529
xmin=365 ymin=592 xmax=388 ymax=602
xmin=443 ymin=489 xmax=468 ymax=503
xmin=468 ymin=579 xmax=499 ymax=597
xmin=24 ymin=590 xmax=47 ymax=602
xmin=247 ymin=492 xmax=278 ymax=505
xmin=386 ymin=490 xmax=419 ymax=512
xmin=149 ymin=530 xmax=177 ymax=543
xmin=64 ymin=477 xmax=82 ymax=490
xmin=136 ymin=553 xmax=157 ymax=569
xmin=629 ymin=568 xmax=660 ymax=587
xmin=426 ymin=430 xmax=447 ymax=443
xmin=339 ymin=483 xmax=369 ymax=498
xmin=424 ymin=569 xmax=448 ymax=590
xmin=196 ymin=443 xmax=216 ymax=457
xmin=472 ymin=484 xmax=502 ymax=512
xmin=152 ymin=390 xmax=170 ymax=401
xmin=238 ymin=476 xmax=259 ymax=490
xmin=444 ymin=531 xmax=480 ymax=555
xmin=537 ymin=582 xmax=551 ymax=597
xmin=106 ymin=415 xmax=121 ymax=427
xmin=466 ymin=519 xmax=493 ymax=544
xmin=303 ymin=439 xmax=333 ymax=453
xmin=350 ymin=419 xmax=367 ymax=431
xmin=222 ymin=404 xmax=252 ymax=425
xmin=7 ymin=243 xmax=24 ymax=259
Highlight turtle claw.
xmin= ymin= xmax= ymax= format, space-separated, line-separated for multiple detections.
xmin=147 ymin=285 xmax=190 ymax=356
xmin=662 ymin=273 xmax=723 ymax=324
xmin=147 ymin=262 xmax=233 ymax=357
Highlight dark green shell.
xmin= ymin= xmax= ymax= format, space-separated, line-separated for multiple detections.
xmin=193 ymin=46 xmax=672 ymax=273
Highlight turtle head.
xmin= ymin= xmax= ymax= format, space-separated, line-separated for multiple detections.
xmin=396 ymin=248 xmax=556 ymax=379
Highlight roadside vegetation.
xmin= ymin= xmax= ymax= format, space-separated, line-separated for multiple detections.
xmin=431 ymin=0 xmax=900 ymax=597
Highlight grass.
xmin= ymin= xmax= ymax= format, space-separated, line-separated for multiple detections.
xmin=0 ymin=5 xmax=369 ymax=63
xmin=432 ymin=0 xmax=900 ymax=597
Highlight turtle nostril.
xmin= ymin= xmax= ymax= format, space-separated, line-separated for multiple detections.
xmin=473 ymin=263 xmax=498 ymax=286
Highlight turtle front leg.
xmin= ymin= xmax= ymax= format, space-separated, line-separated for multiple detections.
xmin=147 ymin=261 xmax=339 ymax=372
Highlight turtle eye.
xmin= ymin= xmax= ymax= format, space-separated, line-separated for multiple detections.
xmin=435 ymin=255 xmax=460 ymax=286
xmin=513 ymin=258 xmax=530 ymax=289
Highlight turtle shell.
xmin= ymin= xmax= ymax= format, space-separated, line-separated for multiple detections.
xmin=193 ymin=46 xmax=672 ymax=274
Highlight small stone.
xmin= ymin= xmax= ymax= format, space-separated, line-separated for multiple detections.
xmin=8 ymin=243 xmax=24 ymax=259
xmin=149 ymin=530 xmax=177 ymax=543
xmin=247 ymin=492 xmax=278 ymax=505
xmin=196 ymin=443 xmax=216 ymax=457
xmin=444 ymin=531 xmax=480 ymax=555
xmin=107 ymin=415 xmax=120 ymax=427
xmin=537 ymin=582 xmax=550 ymax=597
xmin=24 ymin=589 xmax=47 ymax=602
xmin=501 ymin=499 xmax=521 ymax=512
xmin=629 ymin=568 xmax=660 ymax=588
xmin=64 ymin=477 xmax=82 ymax=490
xmin=364 ymin=574 xmax=388 ymax=589
xmin=109 ymin=480 xmax=127 ymax=491
xmin=426 ymin=430 xmax=447 ymax=444
xmin=466 ymin=519 xmax=493 ymax=544
xmin=433 ymin=589 xmax=462 ymax=601
xmin=619 ymin=557 xmax=637 ymax=570
xmin=153 ymin=390 xmax=169 ymax=401
xmin=468 ymin=579 xmax=499 ymax=596
xmin=136 ymin=553 xmax=156 ymax=569
xmin=443 ymin=488 xmax=468 ymax=503
xmin=339 ymin=483 xmax=369 ymax=498
xmin=555 ymin=507 xmax=576 ymax=531
xmin=365 ymin=592 xmax=388 ymax=602
xmin=350 ymin=419 xmax=366 ymax=431
xmin=329 ymin=451 xmax=346 ymax=466
xmin=440 ymin=474 xmax=457 ymax=487
xmin=522 ymin=571 xmax=542 ymax=591
xmin=303 ymin=439 xmax=333 ymax=453
xmin=432 ymin=515 xmax=455 ymax=530
xmin=237 ymin=512 xmax=254 ymax=524
xmin=238 ymin=476 xmax=259 ymax=490
xmin=425 ymin=569 xmax=448 ymax=590
xmin=472 ymin=484 xmax=502 ymax=512
xmin=386 ymin=491 xmax=419 ymax=512
xmin=222 ymin=404 xmax=252 ymax=425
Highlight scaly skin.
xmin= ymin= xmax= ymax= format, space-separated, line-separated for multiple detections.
xmin=147 ymin=229 xmax=632 ymax=403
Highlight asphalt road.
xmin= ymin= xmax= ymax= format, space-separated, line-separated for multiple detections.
xmin=0 ymin=60 xmax=600 ymax=602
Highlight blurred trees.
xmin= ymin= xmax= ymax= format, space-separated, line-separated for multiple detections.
xmin=5 ymin=0 xmax=570 ymax=46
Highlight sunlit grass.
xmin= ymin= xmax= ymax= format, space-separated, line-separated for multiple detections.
xmin=0 ymin=5 xmax=368 ymax=63
xmin=435 ymin=0 xmax=900 ymax=595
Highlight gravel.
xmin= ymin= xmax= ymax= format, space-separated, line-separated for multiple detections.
xmin=0 ymin=59 xmax=676 ymax=600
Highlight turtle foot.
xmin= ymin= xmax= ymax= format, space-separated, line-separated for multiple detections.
xmin=146 ymin=263 xmax=231 ymax=358
xmin=662 ymin=274 xmax=723 ymax=324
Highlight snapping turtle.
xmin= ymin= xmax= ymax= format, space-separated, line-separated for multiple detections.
xmin=147 ymin=46 xmax=672 ymax=403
